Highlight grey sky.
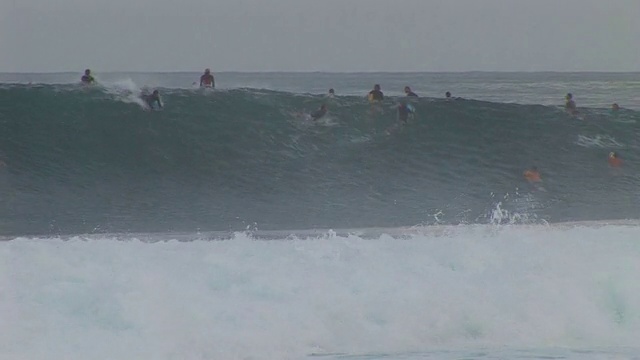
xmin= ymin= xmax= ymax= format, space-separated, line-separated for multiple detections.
xmin=2 ymin=0 xmax=639 ymax=72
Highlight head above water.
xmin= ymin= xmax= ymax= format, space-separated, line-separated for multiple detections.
xmin=204 ymin=68 xmax=210 ymax=74
xmin=612 ymin=103 xmax=620 ymax=111
xmin=152 ymin=90 xmax=159 ymax=95
xmin=566 ymin=93 xmax=573 ymax=100
xmin=84 ymin=69 xmax=91 ymax=75
xmin=329 ymin=88 xmax=334 ymax=94
xmin=404 ymin=86 xmax=411 ymax=93
xmin=374 ymin=84 xmax=381 ymax=91
xmin=445 ymin=91 xmax=451 ymax=98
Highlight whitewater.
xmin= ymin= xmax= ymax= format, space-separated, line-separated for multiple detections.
xmin=3 ymin=224 xmax=640 ymax=359
xmin=2 ymin=72 xmax=640 ymax=359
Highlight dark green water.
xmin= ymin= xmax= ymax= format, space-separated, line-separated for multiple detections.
xmin=1 ymin=84 xmax=639 ymax=236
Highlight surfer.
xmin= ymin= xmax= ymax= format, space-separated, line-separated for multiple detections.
xmin=143 ymin=90 xmax=163 ymax=109
xmin=81 ymin=69 xmax=95 ymax=85
xmin=397 ymin=102 xmax=414 ymax=124
xmin=404 ymin=86 xmax=418 ymax=97
xmin=565 ymin=93 xmax=578 ymax=114
xmin=368 ymin=84 xmax=384 ymax=102
xmin=608 ymin=152 xmax=622 ymax=167
xmin=611 ymin=103 xmax=620 ymax=112
xmin=199 ymin=68 xmax=215 ymax=88
xmin=328 ymin=88 xmax=335 ymax=97
xmin=523 ymin=166 xmax=541 ymax=182
xmin=310 ymin=104 xmax=328 ymax=120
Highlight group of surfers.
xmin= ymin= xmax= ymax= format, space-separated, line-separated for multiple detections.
xmin=80 ymin=68 xmax=216 ymax=109
xmin=81 ymin=69 xmax=625 ymax=178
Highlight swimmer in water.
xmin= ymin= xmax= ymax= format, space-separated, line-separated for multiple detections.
xmin=143 ymin=90 xmax=163 ymax=109
xmin=565 ymin=93 xmax=578 ymax=114
xmin=404 ymin=86 xmax=418 ymax=97
xmin=327 ymin=88 xmax=335 ymax=97
xmin=368 ymin=84 xmax=384 ymax=102
xmin=310 ymin=104 xmax=327 ymax=120
xmin=81 ymin=69 xmax=95 ymax=85
xmin=523 ymin=166 xmax=541 ymax=182
xmin=199 ymin=68 xmax=215 ymax=88
xmin=608 ymin=152 xmax=622 ymax=167
xmin=445 ymin=91 xmax=452 ymax=100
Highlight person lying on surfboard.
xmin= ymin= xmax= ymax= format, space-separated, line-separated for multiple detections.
xmin=310 ymin=104 xmax=328 ymax=120
xmin=143 ymin=90 xmax=163 ymax=109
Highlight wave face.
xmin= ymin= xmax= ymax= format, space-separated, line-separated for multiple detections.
xmin=1 ymin=84 xmax=640 ymax=235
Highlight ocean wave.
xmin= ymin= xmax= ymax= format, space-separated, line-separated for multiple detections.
xmin=0 ymin=85 xmax=639 ymax=235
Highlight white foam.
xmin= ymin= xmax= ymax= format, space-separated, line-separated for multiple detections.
xmin=96 ymin=78 xmax=152 ymax=110
xmin=2 ymin=224 xmax=640 ymax=359
xmin=575 ymin=134 xmax=623 ymax=148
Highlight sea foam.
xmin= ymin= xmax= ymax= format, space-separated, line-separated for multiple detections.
xmin=2 ymin=223 xmax=640 ymax=359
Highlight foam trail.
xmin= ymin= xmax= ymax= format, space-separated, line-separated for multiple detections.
xmin=99 ymin=78 xmax=151 ymax=109
xmin=2 ymin=225 xmax=640 ymax=359
xmin=575 ymin=134 xmax=623 ymax=148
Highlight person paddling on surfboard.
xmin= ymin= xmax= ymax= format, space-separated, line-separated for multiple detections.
xmin=200 ymin=68 xmax=215 ymax=88
xmin=81 ymin=69 xmax=95 ymax=85
xmin=143 ymin=90 xmax=163 ymax=109
xmin=310 ymin=104 xmax=328 ymax=120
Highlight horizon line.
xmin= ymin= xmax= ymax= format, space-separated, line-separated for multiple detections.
xmin=3 ymin=70 xmax=640 ymax=74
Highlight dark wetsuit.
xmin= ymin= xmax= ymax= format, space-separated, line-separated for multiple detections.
xmin=369 ymin=89 xmax=384 ymax=101
xmin=406 ymin=91 xmax=418 ymax=97
xmin=311 ymin=107 xmax=327 ymax=120
xmin=144 ymin=94 xmax=162 ymax=109
xmin=200 ymin=74 xmax=215 ymax=88
xmin=81 ymin=75 xmax=94 ymax=84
